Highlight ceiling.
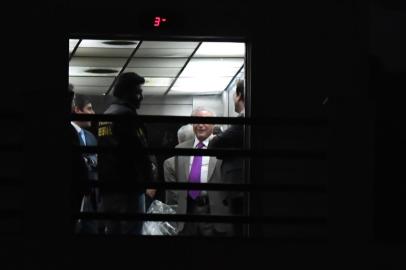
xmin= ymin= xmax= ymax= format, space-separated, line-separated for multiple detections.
xmin=69 ymin=39 xmax=245 ymax=96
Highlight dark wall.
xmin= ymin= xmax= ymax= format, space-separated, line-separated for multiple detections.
xmin=2 ymin=1 xmax=404 ymax=269
xmin=369 ymin=3 xmax=406 ymax=246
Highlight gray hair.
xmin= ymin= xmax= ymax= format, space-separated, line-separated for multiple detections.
xmin=191 ymin=106 xmax=216 ymax=117
xmin=177 ymin=124 xmax=195 ymax=144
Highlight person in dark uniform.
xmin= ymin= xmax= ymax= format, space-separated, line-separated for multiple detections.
xmin=208 ymin=79 xmax=245 ymax=235
xmin=68 ymin=84 xmax=90 ymax=232
xmin=98 ymin=72 xmax=158 ymax=235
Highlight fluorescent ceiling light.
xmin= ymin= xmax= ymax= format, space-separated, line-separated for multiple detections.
xmin=74 ymin=48 xmax=134 ymax=58
xmin=124 ymin=67 xmax=181 ymax=77
xmin=70 ymin=57 xmax=128 ymax=67
xmin=194 ymin=42 xmax=245 ymax=57
xmin=180 ymin=58 xmax=244 ymax=77
xmin=143 ymin=77 xmax=173 ymax=87
xmin=135 ymin=48 xmax=195 ymax=58
xmin=69 ymin=76 xmax=114 ymax=87
xmin=170 ymin=77 xmax=232 ymax=94
xmin=70 ymin=67 xmax=172 ymax=86
xmin=140 ymin=41 xmax=199 ymax=49
xmin=128 ymin=58 xmax=188 ymax=68
xmin=141 ymin=86 xmax=170 ymax=95
xmin=69 ymin=66 xmax=119 ymax=77
xmin=68 ymin=86 xmax=108 ymax=95
xmin=79 ymin=39 xmax=140 ymax=48
xmin=169 ymin=58 xmax=243 ymax=94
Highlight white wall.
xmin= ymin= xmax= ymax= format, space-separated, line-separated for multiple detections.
xmin=222 ymin=91 xmax=229 ymax=117
xmin=226 ymin=80 xmax=240 ymax=117
xmin=192 ymin=95 xmax=224 ymax=116
xmin=138 ymin=95 xmax=193 ymax=116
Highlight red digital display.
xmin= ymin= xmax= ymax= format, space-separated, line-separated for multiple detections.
xmin=153 ymin=16 xmax=168 ymax=27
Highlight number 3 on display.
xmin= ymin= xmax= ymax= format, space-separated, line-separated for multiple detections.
xmin=154 ymin=16 xmax=167 ymax=27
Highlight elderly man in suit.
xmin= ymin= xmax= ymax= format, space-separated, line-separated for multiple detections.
xmin=164 ymin=107 xmax=234 ymax=236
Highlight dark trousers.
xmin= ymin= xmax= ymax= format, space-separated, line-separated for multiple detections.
xmin=71 ymin=188 xmax=85 ymax=233
xmin=231 ymin=197 xmax=244 ymax=236
xmin=75 ymin=191 xmax=100 ymax=234
xmin=101 ymin=192 xmax=145 ymax=235
xmin=180 ymin=196 xmax=228 ymax=237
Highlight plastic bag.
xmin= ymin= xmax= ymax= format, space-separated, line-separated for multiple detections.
xmin=141 ymin=200 xmax=179 ymax=235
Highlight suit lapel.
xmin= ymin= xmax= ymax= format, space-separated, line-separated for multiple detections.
xmin=207 ymin=156 xmax=217 ymax=182
xmin=83 ymin=131 xmax=88 ymax=146
xmin=182 ymin=155 xmax=189 ymax=182
xmin=84 ymin=130 xmax=97 ymax=146
xmin=178 ymin=140 xmax=194 ymax=182
xmin=175 ymin=153 xmax=188 ymax=182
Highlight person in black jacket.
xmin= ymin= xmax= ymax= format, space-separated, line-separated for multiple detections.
xmin=209 ymin=79 xmax=245 ymax=148
xmin=98 ymin=72 xmax=158 ymax=235
xmin=208 ymin=79 xmax=245 ymax=235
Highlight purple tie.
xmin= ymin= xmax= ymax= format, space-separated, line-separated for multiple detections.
xmin=188 ymin=141 xmax=205 ymax=199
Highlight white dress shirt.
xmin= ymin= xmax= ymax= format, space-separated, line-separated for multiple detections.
xmin=71 ymin=121 xmax=86 ymax=145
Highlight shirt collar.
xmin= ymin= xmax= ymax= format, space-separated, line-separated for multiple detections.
xmin=71 ymin=121 xmax=82 ymax=134
xmin=193 ymin=136 xmax=211 ymax=148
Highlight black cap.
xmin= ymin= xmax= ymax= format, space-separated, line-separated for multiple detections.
xmin=113 ymin=72 xmax=145 ymax=99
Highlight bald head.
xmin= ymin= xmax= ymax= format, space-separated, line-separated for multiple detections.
xmin=177 ymin=124 xmax=194 ymax=144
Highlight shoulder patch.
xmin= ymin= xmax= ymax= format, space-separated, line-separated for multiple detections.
xmin=98 ymin=122 xmax=113 ymax=137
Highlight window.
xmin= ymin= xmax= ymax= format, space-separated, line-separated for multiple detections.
xmin=70 ymin=39 xmax=250 ymax=237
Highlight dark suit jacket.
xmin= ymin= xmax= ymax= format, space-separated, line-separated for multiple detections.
xmin=208 ymin=114 xmax=245 ymax=216
xmin=75 ymin=128 xmax=100 ymax=233
xmin=83 ymin=129 xmax=97 ymax=146
xmin=208 ymin=114 xmax=244 ymax=186
xmin=209 ymin=124 xmax=243 ymax=149
xmin=70 ymin=125 xmax=89 ymax=213
xmin=82 ymin=129 xmax=98 ymax=180
xmin=80 ymin=128 xmax=97 ymax=183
